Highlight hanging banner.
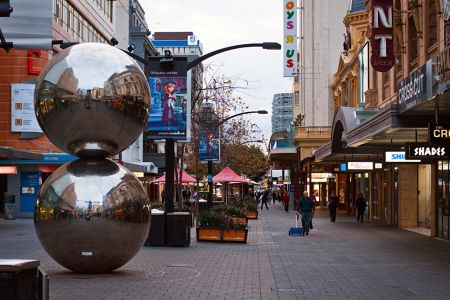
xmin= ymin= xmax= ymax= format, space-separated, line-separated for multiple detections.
xmin=145 ymin=57 xmax=191 ymax=141
xmin=198 ymin=127 xmax=220 ymax=162
xmin=283 ymin=0 xmax=298 ymax=77
xmin=370 ymin=0 xmax=394 ymax=72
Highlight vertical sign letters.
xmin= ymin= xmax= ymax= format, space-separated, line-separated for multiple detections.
xmin=370 ymin=0 xmax=394 ymax=72
xmin=283 ymin=0 xmax=298 ymax=77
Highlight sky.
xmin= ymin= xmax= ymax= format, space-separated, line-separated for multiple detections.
xmin=141 ymin=0 xmax=293 ymax=142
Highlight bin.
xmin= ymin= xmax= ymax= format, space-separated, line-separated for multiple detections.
xmin=166 ymin=212 xmax=191 ymax=247
xmin=0 ymin=259 xmax=40 ymax=300
xmin=145 ymin=210 xmax=165 ymax=246
xmin=4 ymin=193 xmax=16 ymax=220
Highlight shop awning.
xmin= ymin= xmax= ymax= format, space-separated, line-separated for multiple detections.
xmin=0 ymin=152 xmax=76 ymax=164
xmin=212 ymin=167 xmax=248 ymax=183
xmin=0 ymin=147 xmax=44 ymax=160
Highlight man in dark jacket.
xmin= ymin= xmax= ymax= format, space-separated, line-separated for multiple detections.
xmin=260 ymin=189 xmax=269 ymax=210
xmin=297 ymin=191 xmax=314 ymax=235
xmin=356 ymin=193 xmax=367 ymax=223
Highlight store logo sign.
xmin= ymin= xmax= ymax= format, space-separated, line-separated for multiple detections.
xmin=347 ymin=162 xmax=374 ymax=170
xmin=407 ymin=143 xmax=450 ymax=160
xmin=283 ymin=0 xmax=298 ymax=77
xmin=430 ymin=124 xmax=450 ymax=146
xmin=370 ymin=0 xmax=394 ymax=72
xmin=385 ymin=151 xmax=420 ymax=163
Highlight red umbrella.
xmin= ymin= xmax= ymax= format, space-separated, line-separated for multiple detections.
xmin=212 ymin=167 xmax=248 ymax=183
xmin=151 ymin=169 xmax=196 ymax=184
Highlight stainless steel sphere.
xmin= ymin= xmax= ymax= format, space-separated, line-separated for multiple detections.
xmin=34 ymin=43 xmax=150 ymax=158
xmin=34 ymin=158 xmax=151 ymax=273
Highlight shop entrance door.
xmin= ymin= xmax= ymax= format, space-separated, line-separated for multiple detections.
xmin=417 ymin=165 xmax=432 ymax=235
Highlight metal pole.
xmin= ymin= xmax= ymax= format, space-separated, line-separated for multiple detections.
xmin=207 ymin=160 xmax=213 ymax=208
xmin=165 ymin=139 xmax=175 ymax=213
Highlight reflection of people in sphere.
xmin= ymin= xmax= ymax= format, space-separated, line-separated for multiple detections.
xmin=162 ymin=81 xmax=176 ymax=128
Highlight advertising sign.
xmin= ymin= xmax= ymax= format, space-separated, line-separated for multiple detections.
xmin=385 ymin=151 xmax=420 ymax=163
xmin=397 ymin=60 xmax=432 ymax=114
xmin=429 ymin=124 xmax=450 ymax=146
xmin=198 ymin=127 xmax=220 ymax=162
xmin=20 ymin=172 xmax=41 ymax=213
xmin=406 ymin=143 xmax=450 ymax=160
xmin=146 ymin=57 xmax=191 ymax=141
xmin=283 ymin=0 xmax=298 ymax=77
xmin=11 ymin=83 xmax=43 ymax=133
xmin=347 ymin=162 xmax=374 ymax=171
xmin=370 ymin=0 xmax=394 ymax=72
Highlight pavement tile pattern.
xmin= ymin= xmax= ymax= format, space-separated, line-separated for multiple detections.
xmin=1 ymin=202 xmax=449 ymax=299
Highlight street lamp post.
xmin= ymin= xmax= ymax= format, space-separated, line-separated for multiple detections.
xmin=206 ymin=109 xmax=268 ymax=208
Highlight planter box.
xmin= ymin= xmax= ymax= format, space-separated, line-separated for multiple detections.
xmin=197 ymin=228 xmax=221 ymax=241
xmin=231 ymin=216 xmax=248 ymax=226
xmin=222 ymin=229 xmax=248 ymax=242
xmin=197 ymin=227 xmax=248 ymax=243
xmin=245 ymin=211 xmax=258 ymax=219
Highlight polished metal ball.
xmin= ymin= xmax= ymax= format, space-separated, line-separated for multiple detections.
xmin=34 ymin=158 xmax=151 ymax=273
xmin=34 ymin=43 xmax=150 ymax=158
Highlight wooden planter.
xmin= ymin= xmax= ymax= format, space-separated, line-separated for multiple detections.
xmin=196 ymin=228 xmax=221 ymax=241
xmin=197 ymin=227 xmax=248 ymax=243
xmin=231 ymin=216 xmax=248 ymax=226
xmin=245 ymin=211 xmax=258 ymax=219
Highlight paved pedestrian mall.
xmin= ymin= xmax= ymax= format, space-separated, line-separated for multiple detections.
xmin=1 ymin=202 xmax=450 ymax=299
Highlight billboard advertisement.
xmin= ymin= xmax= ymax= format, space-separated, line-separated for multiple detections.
xmin=146 ymin=57 xmax=191 ymax=141
xmin=370 ymin=0 xmax=394 ymax=72
xmin=198 ymin=127 xmax=220 ymax=162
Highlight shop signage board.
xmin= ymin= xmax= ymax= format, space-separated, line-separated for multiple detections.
xmin=397 ymin=60 xmax=432 ymax=114
xmin=429 ymin=124 xmax=450 ymax=146
xmin=370 ymin=0 xmax=394 ymax=72
xmin=347 ymin=162 xmax=374 ymax=171
xmin=283 ymin=0 xmax=298 ymax=77
xmin=146 ymin=57 xmax=191 ymax=141
xmin=431 ymin=46 xmax=450 ymax=97
xmin=11 ymin=84 xmax=43 ymax=133
xmin=385 ymin=151 xmax=420 ymax=163
xmin=406 ymin=143 xmax=450 ymax=160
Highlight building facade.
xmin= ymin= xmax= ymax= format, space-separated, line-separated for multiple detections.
xmin=271 ymin=93 xmax=293 ymax=133
xmin=314 ymin=0 xmax=450 ymax=240
xmin=0 ymin=0 xmax=115 ymax=217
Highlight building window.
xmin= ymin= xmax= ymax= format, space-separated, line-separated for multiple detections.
xmin=408 ymin=15 xmax=418 ymax=68
xmin=426 ymin=0 xmax=437 ymax=53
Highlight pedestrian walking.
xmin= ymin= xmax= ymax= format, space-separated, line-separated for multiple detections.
xmin=272 ymin=190 xmax=277 ymax=204
xmin=356 ymin=193 xmax=367 ymax=223
xmin=297 ymin=191 xmax=314 ymax=235
xmin=260 ymin=189 xmax=269 ymax=210
xmin=329 ymin=191 xmax=338 ymax=222
xmin=282 ymin=191 xmax=290 ymax=212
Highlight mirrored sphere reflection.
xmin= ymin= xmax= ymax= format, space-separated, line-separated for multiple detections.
xmin=34 ymin=159 xmax=151 ymax=273
xmin=34 ymin=43 xmax=150 ymax=158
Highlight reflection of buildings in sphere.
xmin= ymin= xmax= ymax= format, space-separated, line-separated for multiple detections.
xmin=34 ymin=43 xmax=150 ymax=158
xmin=35 ymin=158 xmax=150 ymax=273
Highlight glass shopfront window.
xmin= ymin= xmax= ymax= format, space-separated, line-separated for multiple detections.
xmin=437 ymin=161 xmax=450 ymax=240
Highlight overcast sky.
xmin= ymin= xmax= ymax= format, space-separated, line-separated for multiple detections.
xmin=141 ymin=0 xmax=293 ymax=141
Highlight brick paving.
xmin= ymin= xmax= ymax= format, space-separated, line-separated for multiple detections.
xmin=1 ymin=202 xmax=450 ymax=299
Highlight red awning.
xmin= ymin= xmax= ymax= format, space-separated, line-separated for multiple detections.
xmin=151 ymin=169 xmax=196 ymax=184
xmin=212 ymin=167 xmax=249 ymax=183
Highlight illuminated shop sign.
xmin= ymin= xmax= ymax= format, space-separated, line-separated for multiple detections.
xmin=429 ymin=124 xmax=450 ymax=146
xmin=406 ymin=143 xmax=450 ymax=160
xmin=375 ymin=163 xmax=383 ymax=169
xmin=370 ymin=0 xmax=394 ymax=72
xmin=347 ymin=162 xmax=374 ymax=171
xmin=385 ymin=151 xmax=420 ymax=163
